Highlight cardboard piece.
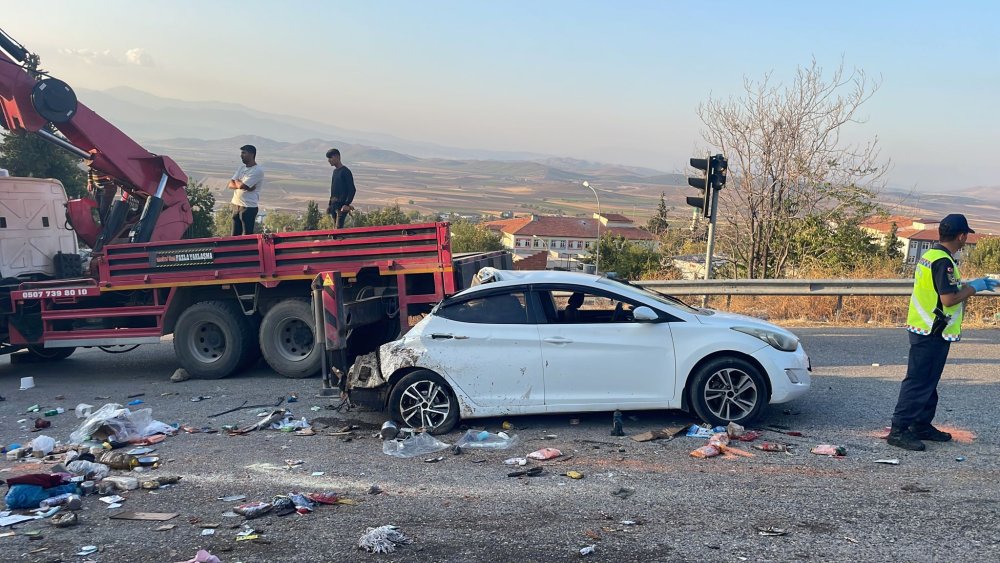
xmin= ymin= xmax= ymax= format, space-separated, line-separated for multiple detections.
xmin=630 ymin=426 xmax=685 ymax=442
xmin=109 ymin=512 xmax=179 ymax=521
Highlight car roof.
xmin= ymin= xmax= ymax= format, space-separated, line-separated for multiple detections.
xmin=460 ymin=270 xmax=604 ymax=295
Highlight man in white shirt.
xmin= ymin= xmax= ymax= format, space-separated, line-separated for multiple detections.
xmin=228 ymin=144 xmax=264 ymax=235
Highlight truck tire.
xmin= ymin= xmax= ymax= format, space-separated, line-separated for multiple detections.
xmin=259 ymin=299 xmax=320 ymax=379
xmin=27 ymin=345 xmax=76 ymax=361
xmin=173 ymin=301 xmax=254 ymax=379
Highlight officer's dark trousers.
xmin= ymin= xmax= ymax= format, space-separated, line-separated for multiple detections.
xmin=891 ymin=331 xmax=951 ymax=428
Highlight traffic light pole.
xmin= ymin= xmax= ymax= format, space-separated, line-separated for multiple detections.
xmin=703 ymin=186 xmax=720 ymax=280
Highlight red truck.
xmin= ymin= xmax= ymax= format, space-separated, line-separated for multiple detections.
xmin=0 ymin=29 xmax=509 ymax=381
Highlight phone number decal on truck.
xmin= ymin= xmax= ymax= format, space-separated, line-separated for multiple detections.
xmin=12 ymin=287 xmax=99 ymax=300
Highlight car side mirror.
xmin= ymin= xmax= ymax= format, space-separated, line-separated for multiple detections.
xmin=633 ymin=306 xmax=658 ymax=322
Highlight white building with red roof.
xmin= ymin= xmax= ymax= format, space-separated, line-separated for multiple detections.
xmin=485 ymin=213 xmax=655 ymax=269
xmin=861 ymin=216 xmax=988 ymax=265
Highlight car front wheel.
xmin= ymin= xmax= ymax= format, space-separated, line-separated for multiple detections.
xmin=388 ymin=370 xmax=459 ymax=435
xmin=689 ymin=356 xmax=768 ymax=426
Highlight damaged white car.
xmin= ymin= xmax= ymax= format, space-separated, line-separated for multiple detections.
xmin=346 ymin=270 xmax=811 ymax=434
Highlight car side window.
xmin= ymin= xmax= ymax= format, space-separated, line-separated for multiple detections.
xmin=435 ymin=291 xmax=529 ymax=324
xmin=545 ymin=289 xmax=639 ymax=324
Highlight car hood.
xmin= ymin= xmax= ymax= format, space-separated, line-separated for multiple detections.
xmin=695 ymin=309 xmax=798 ymax=338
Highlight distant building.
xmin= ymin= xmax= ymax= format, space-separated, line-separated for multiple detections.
xmin=485 ymin=212 xmax=655 ymax=270
xmin=861 ymin=215 xmax=990 ymax=265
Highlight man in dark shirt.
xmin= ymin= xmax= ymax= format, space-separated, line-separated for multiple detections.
xmin=326 ymin=148 xmax=356 ymax=229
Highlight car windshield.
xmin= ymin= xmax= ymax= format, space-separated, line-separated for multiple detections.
xmin=596 ymin=277 xmax=705 ymax=314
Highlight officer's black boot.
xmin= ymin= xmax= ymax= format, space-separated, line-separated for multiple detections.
xmin=910 ymin=423 xmax=952 ymax=442
xmin=887 ymin=425 xmax=926 ymax=451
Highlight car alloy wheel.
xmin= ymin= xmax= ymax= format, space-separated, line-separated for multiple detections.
xmin=703 ymin=367 xmax=759 ymax=421
xmin=388 ymin=370 xmax=459 ymax=434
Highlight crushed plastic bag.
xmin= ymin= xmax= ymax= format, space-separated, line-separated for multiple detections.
xmin=30 ymin=435 xmax=56 ymax=455
xmin=382 ymin=432 xmax=450 ymax=458
xmin=454 ymin=430 xmax=519 ymax=450
xmin=271 ymin=416 xmax=310 ymax=432
xmin=66 ymin=460 xmax=111 ymax=481
xmin=69 ymin=404 xmax=174 ymax=444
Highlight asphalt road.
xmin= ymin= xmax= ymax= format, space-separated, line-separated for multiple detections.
xmin=1 ymin=328 xmax=998 ymax=562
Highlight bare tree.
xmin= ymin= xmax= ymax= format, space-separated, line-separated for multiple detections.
xmin=697 ymin=59 xmax=889 ymax=278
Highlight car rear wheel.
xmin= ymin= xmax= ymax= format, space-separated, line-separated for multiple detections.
xmin=689 ymin=356 xmax=767 ymax=426
xmin=388 ymin=370 xmax=459 ymax=435
xmin=27 ymin=345 xmax=76 ymax=361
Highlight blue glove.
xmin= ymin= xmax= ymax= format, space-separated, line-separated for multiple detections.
xmin=988 ymin=278 xmax=1000 ymax=291
xmin=968 ymin=278 xmax=992 ymax=292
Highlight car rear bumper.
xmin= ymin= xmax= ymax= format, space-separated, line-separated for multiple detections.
xmin=753 ymin=345 xmax=812 ymax=403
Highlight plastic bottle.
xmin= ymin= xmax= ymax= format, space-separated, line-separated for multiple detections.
xmin=40 ymin=493 xmax=82 ymax=510
xmin=97 ymin=451 xmax=139 ymax=470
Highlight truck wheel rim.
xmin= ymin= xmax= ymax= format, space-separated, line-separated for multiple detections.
xmin=273 ymin=317 xmax=313 ymax=362
xmin=398 ymin=380 xmax=450 ymax=430
xmin=703 ymin=368 xmax=758 ymax=421
xmin=190 ymin=321 xmax=226 ymax=364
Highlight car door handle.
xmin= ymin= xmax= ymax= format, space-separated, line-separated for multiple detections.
xmin=431 ymin=333 xmax=469 ymax=340
xmin=543 ymin=337 xmax=573 ymax=344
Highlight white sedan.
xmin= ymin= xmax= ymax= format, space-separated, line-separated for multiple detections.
xmin=346 ymin=270 xmax=811 ymax=434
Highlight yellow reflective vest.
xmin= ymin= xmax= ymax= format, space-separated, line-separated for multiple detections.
xmin=906 ymin=248 xmax=964 ymax=341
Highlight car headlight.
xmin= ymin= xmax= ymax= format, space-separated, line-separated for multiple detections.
xmin=731 ymin=326 xmax=799 ymax=352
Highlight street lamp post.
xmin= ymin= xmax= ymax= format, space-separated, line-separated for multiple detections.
xmin=582 ymin=181 xmax=601 ymax=273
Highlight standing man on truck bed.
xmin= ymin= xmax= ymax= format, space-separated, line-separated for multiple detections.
xmin=229 ymin=144 xmax=264 ymax=235
xmin=326 ymin=148 xmax=356 ymax=229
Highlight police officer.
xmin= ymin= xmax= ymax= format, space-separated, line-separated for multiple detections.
xmin=888 ymin=214 xmax=998 ymax=451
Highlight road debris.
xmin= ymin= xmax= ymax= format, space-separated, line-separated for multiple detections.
xmin=610 ymin=487 xmax=634 ymax=500
xmin=383 ymin=431 xmax=449 ymax=458
xmin=110 ymin=511 xmax=179 ymax=521
xmin=810 ymin=445 xmax=847 ymax=457
xmin=504 ymin=457 xmax=528 ymax=466
xmin=455 ymin=429 xmax=518 ymax=449
xmin=174 ymin=549 xmax=221 ymax=563
xmin=630 ymin=426 xmax=683 ymax=442
xmin=358 ymin=524 xmax=411 ymax=554
xmin=874 ymin=459 xmax=900 ymax=465
xmin=754 ymin=442 xmax=791 ymax=453
xmin=76 ymin=545 xmax=99 ymax=556
xmin=507 ymin=466 xmax=543 ymax=478
xmin=611 ymin=410 xmax=624 ymax=436
xmin=580 ymin=544 xmax=596 ymax=556
xmin=527 ymin=448 xmax=562 ymax=460
xmin=758 ymin=527 xmax=788 ymax=536
xmin=562 ymin=471 xmax=585 ymax=479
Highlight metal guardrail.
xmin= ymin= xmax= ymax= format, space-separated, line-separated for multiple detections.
xmin=633 ymin=279 xmax=916 ymax=296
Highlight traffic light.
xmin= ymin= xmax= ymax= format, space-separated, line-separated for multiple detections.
xmin=686 ymin=156 xmax=711 ymax=218
xmin=687 ymin=154 xmax=727 ymax=218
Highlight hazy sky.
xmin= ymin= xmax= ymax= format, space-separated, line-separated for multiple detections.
xmin=6 ymin=1 xmax=1000 ymax=190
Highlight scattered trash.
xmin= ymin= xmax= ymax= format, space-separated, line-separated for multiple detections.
xmin=155 ymin=524 xmax=177 ymax=531
xmin=874 ymin=459 xmax=900 ymax=465
xmin=685 ymin=424 xmax=718 ymax=438
xmin=810 ymin=445 xmax=847 ymax=457
xmin=218 ymin=495 xmax=247 ymax=502
xmin=30 ymin=435 xmax=55 ymax=455
xmin=40 ymin=493 xmax=82 ymax=510
xmin=758 ymin=527 xmax=788 ymax=536
xmin=234 ymin=502 xmax=273 ymax=519
xmin=764 ymin=427 xmax=804 ymax=437
xmin=424 ymin=456 xmax=444 ymax=463
xmin=455 ymin=429 xmax=519 ymax=449
xmin=76 ymin=546 xmax=98 ymax=556
xmin=174 ymin=549 xmax=221 ymax=563
xmin=20 ymin=376 xmax=35 ymax=390
xmin=620 ymin=520 xmax=637 ymax=526
xmin=754 ymin=442 xmax=790 ymax=453
xmin=871 ymin=363 xmax=880 ymax=367
xmin=201 ymin=528 xmax=215 ymax=536
xmin=229 ymin=409 xmax=287 ymax=434
xmin=690 ymin=445 xmax=721 ymax=459
xmin=737 ymin=430 xmax=762 ymax=442
xmin=127 ymin=399 xmax=144 ymax=406
xmin=610 ymin=487 xmax=634 ymax=500
xmin=358 ymin=525 xmax=411 ymax=554
xmin=527 ymin=448 xmax=562 ymax=460
xmin=109 ymin=512 xmax=179 ymax=521
xmin=127 ymin=447 xmax=154 ymax=456
xmin=284 ymin=459 xmax=305 ymax=468
xmin=288 ymin=394 xmax=298 ymax=403
xmin=99 ymin=495 xmax=126 ymax=505
xmin=630 ymin=426 xmax=683 ymax=442
xmin=507 ymin=466 xmax=543 ymax=478
xmin=955 ymin=456 xmax=966 ymax=462
xmin=50 ymin=512 xmax=78 ymax=527
xmin=611 ymin=410 xmax=624 ymax=436
xmin=726 ymin=422 xmax=745 ymax=438
xmin=190 ymin=396 xmax=211 ymax=402
xmin=563 ymin=471 xmax=585 ymax=479
xmin=504 ymin=457 xmax=528 ymax=466
xmin=383 ymin=431 xmax=450 ymax=458
xmin=380 ymin=420 xmax=399 ymax=441
xmin=311 ymin=471 xmax=325 ymax=476
xmin=502 ymin=421 xmax=514 ymax=430
xmin=368 ymin=485 xmax=382 ymax=495
xmin=170 ymin=369 xmax=191 ymax=382
xmin=33 ymin=418 xmax=51 ymax=430
xmin=580 ymin=545 xmax=596 ymax=556
xmin=69 ymin=403 xmax=175 ymax=444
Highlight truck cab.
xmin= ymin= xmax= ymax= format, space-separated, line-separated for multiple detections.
xmin=0 ymin=176 xmax=79 ymax=280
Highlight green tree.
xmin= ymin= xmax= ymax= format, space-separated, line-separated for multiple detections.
xmin=183 ymin=179 xmax=216 ymax=239
xmin=698 ymin=61 xmax=889 ymax=278
xmin=263 ymin=210 xmax=303 ymax=233
xmin=213 ymin=208 xmax=232 ymax=237
xmin=303 ymin=200 xmax=322 ymax=230
xmin=881 ymin=222 xmax=903 ymax=260
xmin=349 ymin=204 xmax=411 ymax=227
xmin=588 ymin=233 xmax=664 ymax=280
xmin=785 ymin=214 xmax=886 ymax=275
xmin=646 ymin=192 xmax=670 ymax=235
xmin=0 ymin=131 xmax=87 ymax=199
xmin=450 ymin=219 xmax=503 ymax=253
xmin=966 ymin=236 xmax=1000 ymax=273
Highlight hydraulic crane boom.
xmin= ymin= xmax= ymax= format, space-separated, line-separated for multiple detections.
xmin=0 ymin=28 xmax=191 ymax=250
